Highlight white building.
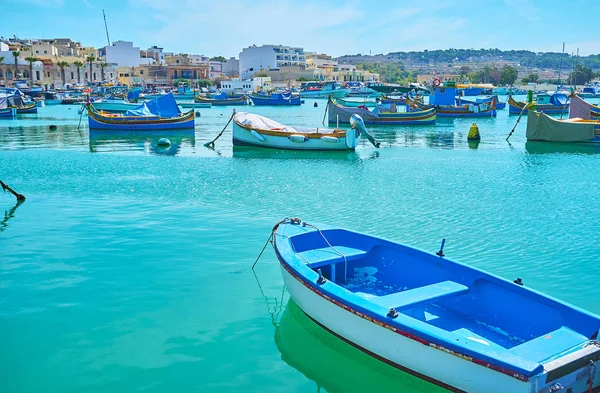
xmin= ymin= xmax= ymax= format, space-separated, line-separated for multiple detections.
xmin=0 ymin=42 xmax=9 ymax=51
xmin=31 ymin=40 xmax=59 ymax=57
xmin=144 ymin=46 xmax=164 ymax=64
xmin=220 ymin=77 xmax=271 ymax=92
xmin=239 ymin=44 xmax=306 ymax=79
xmin=98 ymin=41 xmax=153 ymax=67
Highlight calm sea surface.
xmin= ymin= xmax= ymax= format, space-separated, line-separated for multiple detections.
xmin=1 ymin=97 xmax=599 ymax=393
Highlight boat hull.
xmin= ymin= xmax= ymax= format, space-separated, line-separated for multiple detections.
xmin=0 ymin=108 xmax=17 ymax=118
xmin=232 ymin=121 xmax=357 ymax=151
xmin=300 ymin=89 xmax=349 ymax=99
xmin=508 ymin=97 xmax=569 ymax=115
xmin=16 ymin=104 xmax=38 ymax=114
xmin=194 ymin=96 xmax=246 ymax=106
xmin=328 ymin=99 xmax=436 ymax=125
xmin=279 ymin=263 xmax=530 ymax=393
xmin=87 ymin=108 xmax=194 ymax=131
xmin=249 ymin=95 xmax=302 ymax=106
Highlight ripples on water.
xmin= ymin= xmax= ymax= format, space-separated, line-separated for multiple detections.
xmin=1 ymin=99 xmax=600 ymax=392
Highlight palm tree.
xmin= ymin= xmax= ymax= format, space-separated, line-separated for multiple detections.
xmin=25 ymin=56 xmax=38 ymax=85
xmin=73 ymin=61 xmax=83 ymax=84
xmin=57 ymin=61 xmax=68 ymax=87
xmin=99 ymin=62 xmax=107 ymax=82
xmin=12 ymin=51 xmax=20 ymax=79
xmin=86 ymin=55 xmax=95 ymax=84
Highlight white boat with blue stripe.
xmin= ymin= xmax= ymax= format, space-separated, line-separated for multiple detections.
xmin=273 ymin=218 xmax=600 ymax=393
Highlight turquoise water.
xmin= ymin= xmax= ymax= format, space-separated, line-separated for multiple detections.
xmin=1 ymin=99 xmax=600 ymax=393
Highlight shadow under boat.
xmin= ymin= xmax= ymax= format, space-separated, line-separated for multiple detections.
xmin=89 ymin=129 xmax=195 ymax=156
xmin=525 ymin=140 xmax=600 ymax=155
xmin=232 ymin=145 xmax=362 ymax=161
xmin=275 ymin=300 xmax=446 ymax=393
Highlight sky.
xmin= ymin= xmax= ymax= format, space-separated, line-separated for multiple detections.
xmin=3 ymin=0 xmax=599 ymax=58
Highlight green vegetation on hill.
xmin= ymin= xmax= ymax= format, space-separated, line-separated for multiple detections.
xmin=340 ymin=49 xmax=600 ymax=71
xmin=356 ymin=61 xmax=417 ymax=84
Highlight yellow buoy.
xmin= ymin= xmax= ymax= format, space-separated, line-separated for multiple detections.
xmin=468 ymin=123 xmax=480 ymax=141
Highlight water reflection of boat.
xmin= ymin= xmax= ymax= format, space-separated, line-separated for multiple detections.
xmin=89 ymin=129 xmax=195 ymax=156
xmin=232 ymin=145 xmax=361 ymax=161
xmin=525 ymin=141 xmax=600 ymax=155
xmin=275 ymin=300 xmax=445 ymax=393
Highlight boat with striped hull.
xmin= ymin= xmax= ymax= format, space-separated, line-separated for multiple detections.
xmin=327 ymin=98 xmax=436 ymax=125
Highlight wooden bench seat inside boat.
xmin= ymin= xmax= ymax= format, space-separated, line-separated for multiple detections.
xmin=297 ymin=246 xmax=367 ymax=268
xmin=507 ymin=326 xmax=588 ymax=363
xmin=373 ymin=280 xmax=469 ymax=309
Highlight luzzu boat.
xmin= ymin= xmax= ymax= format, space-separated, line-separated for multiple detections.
xmin=527 ymin=110 xmax=600 ymax=142
xmin=408 ymin=83 xmax=496 ymax=117
xmin=0 ymin=88 xmax=38 ymax=114
xmin=0 ymin=95 xmax=17 ymax=118
xmin=87 ymin=93 xmax=194 ymax=131
xmin=273 ymin=218 xmax=600 ymax=393
xmin=508 ymin=93 xmax=569 ymax=115
xmin=194 ymin=92 xmax=246 ymax=106
xmin=327 ymin=97 xmax=436 ymax=125
xmin=336 ymin=96 xmax=379 ymax=108
xmin=249 ymin=91 xmax=302 ymax=106
xmin=232 ymin=112 xmax=378 ymax=150
xmin=299 ymin=82 xmax=350 ymax=98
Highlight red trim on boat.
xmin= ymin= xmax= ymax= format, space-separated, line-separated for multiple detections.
xmin=279 ymin=260 xmax=530 ymax=383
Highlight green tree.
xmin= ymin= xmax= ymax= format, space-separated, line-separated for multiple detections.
xmin=499 ymin=65 xmax=518 ymax=86
xmin=73 ymin=61 xmax=84 ymax=84
xmin=86 ymin=55 xmax=95 ymax=84
xmin=12 ymin=51 xmax=20 ymax=79
xmin=198 ymin=79 xmax=212 ymax=87
xmin=57 ymin=61 xmax=69 ymax=86
xmin=25 ymin=56 xmax=38 ymax=85
xmin=521 ymin=73 xmax=539 ymax=84
xmin=569 ymin=64 xmax=595 ymax=85
xmin=210 ymin=56 xmax=227 ymax=62
xmin=99 ymin=62 xmax=107 ymax=82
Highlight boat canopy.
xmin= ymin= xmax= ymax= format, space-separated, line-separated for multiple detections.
xmin=526 ymin=111 xmax=595 ymax=142
xmin=124 ymin=93 xmax=181 ymax=118
xmin=570 ymin=95 xmax=595 ymax=120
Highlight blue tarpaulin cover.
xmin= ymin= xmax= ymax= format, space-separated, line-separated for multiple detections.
xmin=124 ymin=93 xmax=181 ymax=117
xmin=127 ymin=88 xmax=142 ymax=101
xmin=550 ymin=93 xmax=568 ymax=106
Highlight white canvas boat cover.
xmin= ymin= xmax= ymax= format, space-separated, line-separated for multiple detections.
xmin=526 ymin=111 xmax=595 ymax=142
xmin=235 ymin=112 xmax=298 ymax=133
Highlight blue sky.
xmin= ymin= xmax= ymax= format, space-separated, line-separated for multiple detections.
xmin=3 ymin=0 xmax=599 ymax=58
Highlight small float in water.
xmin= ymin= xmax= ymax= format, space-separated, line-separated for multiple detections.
xmin=232 ymin=112 xmax=378 ymax=150
xmin=273 ymin=218 xmax=600 ymax=393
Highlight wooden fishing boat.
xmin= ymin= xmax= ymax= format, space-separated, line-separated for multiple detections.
xmin=368 ymin=82 xmax=429 ymax=95
xmin=249 ymin=92 xmax=302 ymax=106
xmin=327 ymin=97 xmax=436 ymax=125
xmin=232 ymin=112 xmax=378 ymax=150
xmin=179 ymin=102 xmax=212 ymax=109
xmin=87 ymin=93 xmax=194 ymax=131
xmin=300 ymin=82 xmax=350 ymax=98
xmin=14 ymin=103 xmax=38 ymax=114
xmin=508 ymin=93 xmax=569 ymax=115
xmin=194 ymin=92 xmax=246 ymax=106
xmin=527 ymin=110 xmax=600 ymax=142
xmin=91 ymin=98 xmax=141 ymax=113
xmin=336 ymin=97 xmax=378 ymax=108
xmin=413 ymin=82 xmax=496 ymax=117
xmin=273 ymin=218 xmax=600 ymax=393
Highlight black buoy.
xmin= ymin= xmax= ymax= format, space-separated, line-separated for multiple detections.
xmin=48 ymin=125 xmax=57 ymax=130
xmin=195 ymin=111 xmax=201 ymax=117
xmin=314 ymin=102 xmax=318 ymax=107
xmin=513 ymin=278 xmax=524 ymax=286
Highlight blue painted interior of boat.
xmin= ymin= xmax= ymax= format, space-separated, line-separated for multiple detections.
xmin=276 ymin=222 xmax=600 ymax=377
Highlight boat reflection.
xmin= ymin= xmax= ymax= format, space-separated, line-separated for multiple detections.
xmin=89 ymin=129 xmax=195 ymax=156
xmin=0 ymin=199 xmax=24 ymax=233
xmin=275 ymin=300 xmax=445 ymax=393
xmin=232 ymin=146 xmax=362 ymax=161
xmin=525 ymin=141 xmax=600 ymax=155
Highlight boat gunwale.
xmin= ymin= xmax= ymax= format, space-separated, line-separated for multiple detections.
xmin=273 ymin=222 xmax=600 ymax=383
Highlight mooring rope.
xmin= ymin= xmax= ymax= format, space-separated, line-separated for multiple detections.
xmin=204 ymin=111 xmax=235 ymax=148
xmin=0 ymin=180 xmax=26 ymax=201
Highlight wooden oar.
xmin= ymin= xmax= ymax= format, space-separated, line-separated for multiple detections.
xmin=0 ymin=180 xmax=25 ymax=201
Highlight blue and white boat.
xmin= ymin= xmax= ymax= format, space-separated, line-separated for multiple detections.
xmin=87 ymin=93 xmax=194 ymax=131
xmin=249 ymin=91 xmax=302 ymax=106
xmin=273 ymin=218 xmax=600 ymax=393
xmin=581 ymin=84 xmax=600 ymax=98
xmin=0 ymin=94 xmax=17 ymax=118
xmin=91 ymin=95 xmax=142 ymax=113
